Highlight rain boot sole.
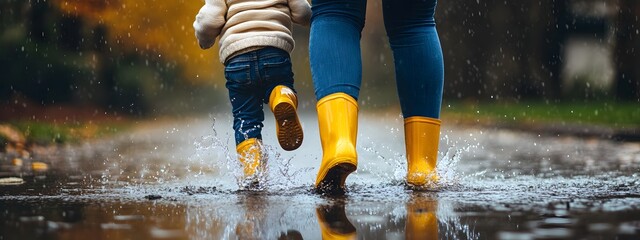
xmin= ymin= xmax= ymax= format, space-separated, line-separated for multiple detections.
xmin=274 ymin=102 xmax=303 ymax=151
xmin=315 ymin=163 xmax=356 ymax=195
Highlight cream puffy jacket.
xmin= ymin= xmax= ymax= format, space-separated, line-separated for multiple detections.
xmin=193 ymin=0 xmax=311 ymax=63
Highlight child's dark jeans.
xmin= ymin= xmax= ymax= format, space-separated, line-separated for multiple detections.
xmin=225 ymin=47 xmax=296 ymax=145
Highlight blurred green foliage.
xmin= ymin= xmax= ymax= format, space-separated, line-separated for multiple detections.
xmin=1 ymin=0 xmax=638 ymax=121
xmin=11 ymin=122 xmax=71 ymax=144
xmin=445 ymin=100 xmax=640 ymax=127
xmin=8 ymin=121 xmax=128 ymax=144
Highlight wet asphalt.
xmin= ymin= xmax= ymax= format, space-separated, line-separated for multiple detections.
xmin=1 ymin=112 xmax=639 ymax=239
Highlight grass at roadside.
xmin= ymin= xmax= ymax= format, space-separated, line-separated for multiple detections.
xmin=442 ymin=100 xmax=640 ymax=128
xmin=2 ymin=100 xmax=638 ymax=145
xmin=1 ymin=121 xmax=129 ymax=145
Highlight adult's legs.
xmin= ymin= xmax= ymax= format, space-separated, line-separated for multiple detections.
xmin=382 ymin=0 xmax=444 ymax=186
xmin=309 ymin=0 xmax=367 ymax=194
xmin=382 ymin=0 xmax=444 ymax=119
xmin=309 ymin=0 xmax=366 ymax=100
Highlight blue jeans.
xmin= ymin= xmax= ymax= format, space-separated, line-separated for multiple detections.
xmin=309 ymin=0 xmax=444 ymax=118
xmin=225 ymin=47 xmax=296 ymax=145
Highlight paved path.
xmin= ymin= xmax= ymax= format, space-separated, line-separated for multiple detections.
xmin=1 ymin=113 xmax=640 ymax=239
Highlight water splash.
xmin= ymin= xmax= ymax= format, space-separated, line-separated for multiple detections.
xmin=436 ymin=145 xmax=471 ymax=188
xmin=186 ymin=117 xmax=313 ymax=193
xmin=357 ymin=132 xmax=476 ymax=191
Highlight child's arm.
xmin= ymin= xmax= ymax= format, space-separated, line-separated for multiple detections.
xmin=193 ymin=0 xmax=227 ymax=49
xmin=288 ymin=0 xmax=311 ymax=27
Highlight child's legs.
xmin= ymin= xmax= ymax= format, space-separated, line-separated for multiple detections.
xmin=382 ymin=0 xmax=444 ymax=119
xmin=309 ymin=0 xmax=367 ymax=101
xmin=257 ymin=47 xmax=296 ymax=101
xmin=225 ymin=53 xmax=265 ymax=145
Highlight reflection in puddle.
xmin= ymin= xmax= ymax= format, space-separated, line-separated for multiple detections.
xmin=2 ymin=179 xmax=640 ymax=239
xmin=5 ymin=189 xmax=639 ymax=239
xmin=0 ymin=193 xmax=476 ymax=239
xmin=405 ymin=195 xmax=438 ymax=240
xmin=317 ymin=201 xmax=357 ymax=239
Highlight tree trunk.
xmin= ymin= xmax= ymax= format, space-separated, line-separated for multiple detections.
xmin=614 ymin=0 xmax=640 ymax=101
xmin=542 ymin=0 xmax=569 ymax=101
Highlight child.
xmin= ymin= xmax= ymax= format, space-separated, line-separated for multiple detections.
xmin=193 ymin=0 xmax=311 ymax=184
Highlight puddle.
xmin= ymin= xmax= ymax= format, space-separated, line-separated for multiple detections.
xmin=1 ymin=114 xmax=639 ymax=239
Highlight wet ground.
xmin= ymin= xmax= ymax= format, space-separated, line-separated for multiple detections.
xmin=1 ymin=112 xmax=640 ymax=239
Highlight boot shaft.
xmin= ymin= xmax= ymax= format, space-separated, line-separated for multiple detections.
xmin=236 ymin=138 xmax=263 ymax=177
xmin=316 ymin=93 xmax=358 ymax=157
xmin=404 ymin=116 xmax=441 ymax=186
xmin=314 ymin=93 xmax=359 ymax=191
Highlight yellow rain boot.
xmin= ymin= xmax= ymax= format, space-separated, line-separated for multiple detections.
xmin=315 ymin=93 xmax=358 ymax=194
xmin=406 ymin=198 xmax=438 ymax=240
xmin=316 ymin=204 xmax=357 ymax=240
xmin=269 ymin=85 xmax=304 ymax=151
xmin=405 ymin=117 xmax=441 ymax=187
xmin=236 ymin=138 xmax=264 ymax=179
